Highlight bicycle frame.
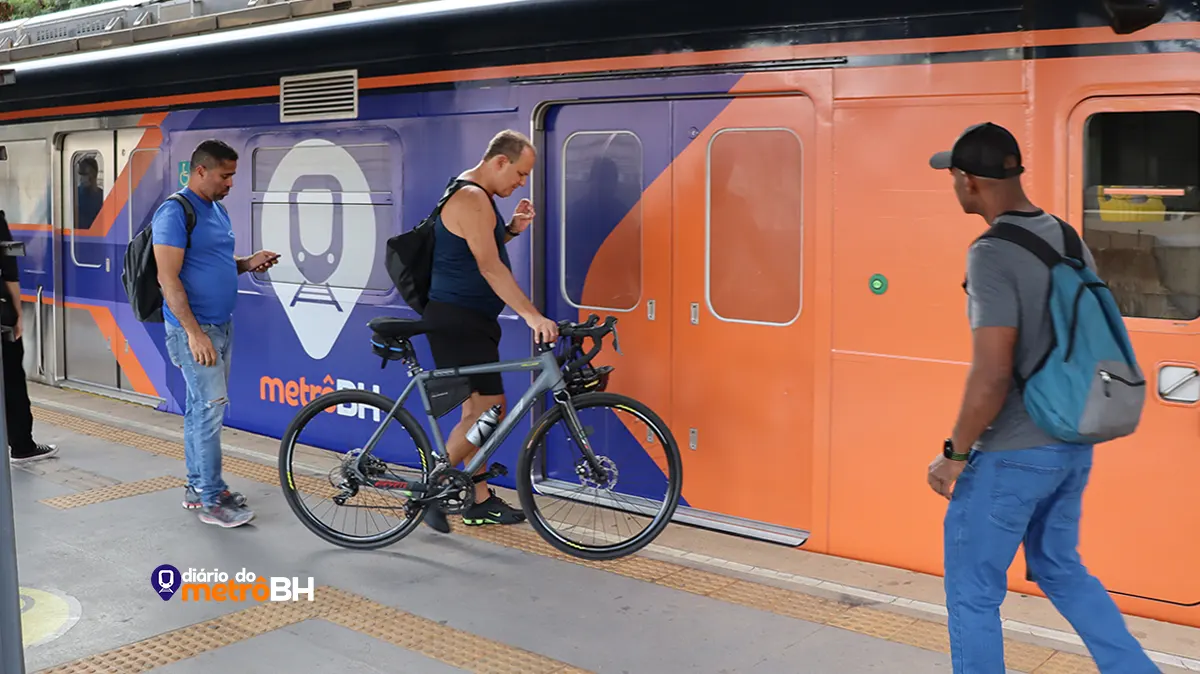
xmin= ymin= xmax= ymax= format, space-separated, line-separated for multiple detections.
xmin=354 ymin=343 xmax=578 ymax=478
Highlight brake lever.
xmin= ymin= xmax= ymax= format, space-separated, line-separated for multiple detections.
xmin=611 ymin=324 xmax=622 ymax=355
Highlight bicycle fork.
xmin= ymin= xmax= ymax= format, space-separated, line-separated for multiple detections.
xmin=554 ymin=391 xmax=608 ymax=483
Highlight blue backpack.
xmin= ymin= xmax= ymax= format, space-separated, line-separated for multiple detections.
xmin=976 ymin=217 xmax=1146 ymax=444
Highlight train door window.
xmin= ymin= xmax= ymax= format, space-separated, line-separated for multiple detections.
xmin=561 ymin=130 xmax=643 ymax=311
xmin=72 ymin=151 xmax=104 ymax=231
xmin=706 ymin=128 xmax=803 ymax=325
xmin=1082 ymin=110 xmax=1200 ymax=320
xmin=248 ymin=139 xmax=396 ymax=296
xmin=0 ymin=140 xmax=51 ymax=226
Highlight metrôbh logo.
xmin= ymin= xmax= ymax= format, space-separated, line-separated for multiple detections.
xmin=151 ymin=564 xmax=314 ymax=603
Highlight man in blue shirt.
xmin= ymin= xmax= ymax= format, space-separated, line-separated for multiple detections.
xmin=153 ymin=140 xmax=278 ymax=528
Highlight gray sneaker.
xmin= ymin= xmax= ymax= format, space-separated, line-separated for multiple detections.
xmin=198 ymin=494 xmax=254 ymax=528
xmin=183 ymin=486 xmax=246 ymax=510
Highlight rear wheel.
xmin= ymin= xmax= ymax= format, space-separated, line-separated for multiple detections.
xmin=516 ymin=392 xmax=682 ymax=561
xmin=279 ymin=389 xmax=434 ymax=550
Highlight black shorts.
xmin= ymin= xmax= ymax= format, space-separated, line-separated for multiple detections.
xmin=423 ymin=300 xmax=504 ymax=396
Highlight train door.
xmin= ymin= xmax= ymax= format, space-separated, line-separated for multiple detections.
xmin=1065 ymin=96 xmax=1200 ymax=607
xmin=541 ymin=94 xmax=818 ymax=544
xmin=60 ymin=131 xmax=120 ymax=391
xmin=114 ymin=127 xmax=164 ymax=396
xmin=669 ymin=96 xmax=816 ymax=540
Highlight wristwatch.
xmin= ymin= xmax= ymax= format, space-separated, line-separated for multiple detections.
xmin=505 ymin=223 xmax=520 ymax=237
xmin=943 ymin=438 xmax=970 ymax=461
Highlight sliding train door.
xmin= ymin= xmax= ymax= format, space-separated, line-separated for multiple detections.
xmin=669 ymin=96 xmax=816 ymax=542
xmin=541 ymin=93 xmax=819 ymax=544
xmin=1064 ymin=96 xmax=1200 ymax=608
xmin=60 ymin=131 xmax=121 ymax=390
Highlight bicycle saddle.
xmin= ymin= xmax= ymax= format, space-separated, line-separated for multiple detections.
xmin=367 ymin=317 xmax=429 ymax=339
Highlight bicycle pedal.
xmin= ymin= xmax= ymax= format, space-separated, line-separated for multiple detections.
xmin=473 ymin=463 xmax=508 ymax=482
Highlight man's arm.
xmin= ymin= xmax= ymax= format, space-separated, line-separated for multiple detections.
xmin=950 ymin=241 xmax=1019 ymax=452
xmin=444 ymin=188 xmax=539 ymax=320
xmin=150 ymin=202 xmax=203 ymax=336
xmin=0 ymin=212 xmax=22 ymax=339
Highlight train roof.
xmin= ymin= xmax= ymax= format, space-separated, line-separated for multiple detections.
xmin=0 ymin=0 xmax=1186 ymax=119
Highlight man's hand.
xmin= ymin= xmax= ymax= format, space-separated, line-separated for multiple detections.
xmin=239 ymin=250 xmax=280 ymax=274
xmin=525 ymin=313 xmax=559 ymax=345
xmin=12 ymin=315 xmax=22 ymax=342
xmin=927 ymin=454 xmax=967 ymax=499
xmin=188 ymin=330 xmax=218 ymax=367
xmin=509 ymin=199 xmax=535 ymax=234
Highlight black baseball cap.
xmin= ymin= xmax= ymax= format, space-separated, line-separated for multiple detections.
xmin=929 ymin=122 xmax=1024 ymax=179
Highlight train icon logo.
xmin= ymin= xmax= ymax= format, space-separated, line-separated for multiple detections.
xmin=152 ymin=563 xmax=181 ymax=601
xmin=260 ymin=138 xmax=377 ymax=360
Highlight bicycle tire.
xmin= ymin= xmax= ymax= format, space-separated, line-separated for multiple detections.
xmin=279 ymin=389 xmax=434 ymax=550
xmin=516 ymin=391 xmax=683 ymax=561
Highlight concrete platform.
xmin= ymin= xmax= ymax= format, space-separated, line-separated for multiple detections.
xmin=5 ymin=382 xmax=1196 ymax=674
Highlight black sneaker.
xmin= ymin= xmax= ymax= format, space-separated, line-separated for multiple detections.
xmin=462 ymin=490 xmax=525 ymax=526
xmin=423 ymin=503 xmax=450 ymax=534
xmin=11 ymin=443 xmax=57 ymax=464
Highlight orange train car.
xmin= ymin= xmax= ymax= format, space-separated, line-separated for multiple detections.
xmin=0 ymin=0 xmax=1196 ymax=628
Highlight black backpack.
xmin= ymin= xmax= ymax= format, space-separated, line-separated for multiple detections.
xmin=384 ymin=177 xmax=481 ymax=315
xmin=122 ymin=193 xmax=207 ymax=323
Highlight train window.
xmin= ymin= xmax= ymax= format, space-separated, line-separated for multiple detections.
xmin=706 ymin=128 xmax=803 ymax=325
xmin=561 ymin=130 xmax=643 ymax=311
xmin=248 ymin=141 xmax=395 ymax=293
xmin=71 ymin=152 xmax=104 ymax=231
xmin=0 ymin=140 xmax=50 ymax=226
xmin=1083 ymin=111 xmax=1200 ymax=321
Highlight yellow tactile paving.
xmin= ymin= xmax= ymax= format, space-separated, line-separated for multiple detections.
xmin=1033 ymin=652 xmax=1102 ymax=674
xmin=39 ymin=475 xmax=187 ymax=509
xmin=826 ymin=605 xmax=918 ymax=640
xmin=35 ymin=585 xmax=591 ymax=674
xmin=31 ymin=406 xmax=1116 ymax=673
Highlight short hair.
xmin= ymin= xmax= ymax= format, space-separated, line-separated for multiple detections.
xmin=77 ymin=156 xmax=98 ymax=173
xmin=190 ymin=140 xmax=239 ymax=171
xmin=483 ymin=130 xmax=534 ymax=163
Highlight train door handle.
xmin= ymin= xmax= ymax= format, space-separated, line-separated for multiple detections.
xmin=1159 ymin=365 xmax=1200 ymax=404
xmin=105 ymin=258 xmax=110 ymax=273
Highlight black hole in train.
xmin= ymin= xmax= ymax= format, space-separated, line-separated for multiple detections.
xmin=332 ymin=1 xmax=351 ymax=10
xmin=0 ymin=147 xmax=7 ymax=162
xmin=1100 ymin=0 xmax=1167 ymax=35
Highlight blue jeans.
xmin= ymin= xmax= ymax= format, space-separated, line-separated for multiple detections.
xmin=165 ymin=322 xmax=233 ymax=508
xmin=944 ymin=444 xmax=1159 ymax=674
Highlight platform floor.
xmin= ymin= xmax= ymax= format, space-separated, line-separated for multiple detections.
xmin=5 ymin=383 xmax=1197 ymax=674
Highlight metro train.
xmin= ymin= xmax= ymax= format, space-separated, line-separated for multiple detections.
xmin=1 ymin=0 xmax=1198 ymax=628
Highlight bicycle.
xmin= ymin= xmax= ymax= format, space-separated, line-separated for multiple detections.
xmin=278 ymin=312 xmax=683 ymax=561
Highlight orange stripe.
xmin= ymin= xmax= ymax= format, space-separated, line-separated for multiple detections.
xmin=0 ymin=23 xmax=1195 ymax=123
xmin=20 ymin=293 xmax=159 ymax=398
xmin=0 ymin=86 xmax=277 ymax=123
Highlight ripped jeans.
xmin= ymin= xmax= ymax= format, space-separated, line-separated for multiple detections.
xmin=943 ymin=444 xmax=1159 ymax=674
xmin=165 ymin=322 xmax=233 ymax=508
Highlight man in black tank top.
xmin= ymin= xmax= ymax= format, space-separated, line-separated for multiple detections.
xmin=422 ymin=130 xmax=559 ymax=534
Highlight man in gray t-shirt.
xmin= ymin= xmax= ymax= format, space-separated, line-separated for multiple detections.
xmin=926 ymin=122 xmax=1158 ymax=674
xmin=966 ymin=208 xmax=1097 ymax=453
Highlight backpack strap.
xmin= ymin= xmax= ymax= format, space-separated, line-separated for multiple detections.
xmin=976 ymin=222 xmax=1062 ymax=268
xmin=976 ymin=215 xmax=1085 ymax=269
xmin=167 ymin=193 xmax=197 ymax=249
xmin=420 ymin=177 xmax=486 ymax=229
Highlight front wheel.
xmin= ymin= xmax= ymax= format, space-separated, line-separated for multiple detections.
xmin=516 ymin=391 xmax=682 ymax=561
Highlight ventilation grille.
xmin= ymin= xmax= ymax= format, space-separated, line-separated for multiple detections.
xmin=279 ymin=70 xmax=358 ymax=123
